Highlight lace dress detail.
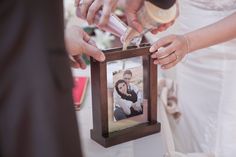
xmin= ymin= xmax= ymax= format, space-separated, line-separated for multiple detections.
xmin=189 ymin=0 xmax=236 ymax=11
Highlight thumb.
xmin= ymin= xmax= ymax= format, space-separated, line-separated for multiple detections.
xmin=149 ymin=35 xmax=175 ymax=52
xmin=82 ymin=41 xmax=105 ymax=62
xmin=81 ymin=31 xmax=105 ymax=62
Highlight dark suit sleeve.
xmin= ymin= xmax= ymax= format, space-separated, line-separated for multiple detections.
xmin=0 ymin=1 xmax=83 ymax=157
xmin=147 ymin=0 xmax=176 ymax=9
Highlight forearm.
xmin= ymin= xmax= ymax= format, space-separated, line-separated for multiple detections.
xmin=186 ymin=12 xmax=236 ymax=53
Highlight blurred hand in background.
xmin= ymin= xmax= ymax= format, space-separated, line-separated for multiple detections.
xmin=75 ymin=0 xmax=118 ymax=26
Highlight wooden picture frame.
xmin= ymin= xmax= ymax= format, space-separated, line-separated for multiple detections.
xmin=90 ymin=43 xmax=160 ymax=147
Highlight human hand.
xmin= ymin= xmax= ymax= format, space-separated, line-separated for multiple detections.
xmin=125 ymin=0 xmax=179 ymax=34
xmin=150 ymin=2 xmax=179 ymax=34
xmin=75 ymin=0 xmax=118 ymax=26
xmin=125 ymin=0 xmax=144 ymax=33
xmin=65 ymin=25 xmax=105 ymax=69
xmin=150 ymin=35 xmax=189 ymax=69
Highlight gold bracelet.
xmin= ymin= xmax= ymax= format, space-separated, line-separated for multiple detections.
xmin=181 ymin=35 xmax=190 ymax=63
xmin=183 ymin=35 xmax=190 ymax=54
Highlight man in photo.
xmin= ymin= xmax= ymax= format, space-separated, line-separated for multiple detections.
xmin=113 ymin=69 xmax=143 ymax=121
xmin=123 ymin=70 xmax=143 ymax=112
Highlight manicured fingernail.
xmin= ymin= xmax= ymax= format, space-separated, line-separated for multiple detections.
xmin=151 ymin=54 xmax=156 ymax=58
xmin=100 ymin=54 xmax=105 ymax=61
xmin=149 ymin=46 xmax=156 ymax=52
xmin=154 ymin=60 xmax=158 ymax=64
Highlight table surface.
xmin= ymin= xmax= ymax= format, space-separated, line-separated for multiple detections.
xmin=73 ymin=65 xmax=166 ymax=157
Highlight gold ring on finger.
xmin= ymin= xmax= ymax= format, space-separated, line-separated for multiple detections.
xmin=174 ymin=52 xmax=180 ymax=61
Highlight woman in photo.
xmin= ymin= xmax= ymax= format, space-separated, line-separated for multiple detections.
xmin=113 ymin=79 xmax=143 ymax=121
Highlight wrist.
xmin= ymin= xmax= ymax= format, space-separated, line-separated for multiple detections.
xmin=183 ymin=33 xmax=197 ymax=54
xmin=183 ymin=34 xmax=190 ymax=55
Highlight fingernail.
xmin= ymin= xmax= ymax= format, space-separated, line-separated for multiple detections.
xmin=151 ymin=54 xmax=156 ymax=58
xmin=149 ymin=46 xmax=156 ymax=52
xmin=161 ymin=66 xmax=166 ymax=69
xmin=99 ymin=54 xmax=105 ymax=61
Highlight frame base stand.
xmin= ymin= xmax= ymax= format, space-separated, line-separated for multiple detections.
xmin=90 ymin=121 xmax=161 ymax=148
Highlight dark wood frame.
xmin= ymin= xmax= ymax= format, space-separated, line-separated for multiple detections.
xmin=90 ymin=43 xmax=160 ymax=147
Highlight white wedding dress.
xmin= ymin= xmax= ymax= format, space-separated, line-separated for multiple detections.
xmin=172 ymin=0 xmax=236 ymax=157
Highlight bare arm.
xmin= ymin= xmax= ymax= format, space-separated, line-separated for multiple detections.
xmin=186 ymin=12 xmax=236 ymax=52
xmin=150 ymin=12 xmax=236 ymax=69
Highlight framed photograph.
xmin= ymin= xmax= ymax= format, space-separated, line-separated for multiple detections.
xmin=90 ymin=43 xmax=160 ymax=147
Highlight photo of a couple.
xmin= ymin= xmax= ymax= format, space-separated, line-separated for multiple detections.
xmin=112 ymin=68 xmax=145 ymax=121
xmin=106 ymin=58 xmax=148 ymax=133
xmin=113 ymin=70 xmax=143 ymax=121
